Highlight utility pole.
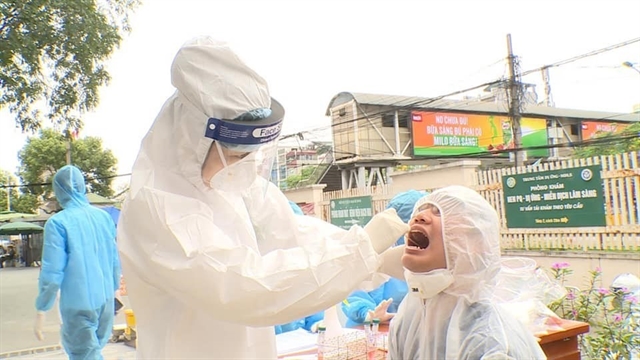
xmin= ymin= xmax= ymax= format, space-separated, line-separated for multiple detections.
xmin=275 ymin=148 xmax=281 ymax=189
xmin=506 ymin=34 xmax=523 ymax=167
xmin=6 ymin=179 xmax=10 ymax=211
xmin=541 ymin=66 xmax=561 ymax=159
xmin=66 ymin=128 xmax=74 ymax=165
xmin=66 ymin=140 xmax=71 ymax=165
xmin=541 ymin=66 xmax=554 ymax=107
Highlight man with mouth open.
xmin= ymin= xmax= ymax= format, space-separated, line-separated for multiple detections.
xmin=388 ymin=186 xmax=546 ymax=360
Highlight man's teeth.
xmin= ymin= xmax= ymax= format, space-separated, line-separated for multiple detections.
xmin=407 ymin=245 xmax=426 ymax=251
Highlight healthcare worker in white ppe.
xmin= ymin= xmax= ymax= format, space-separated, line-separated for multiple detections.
xmin=117 ymin=37 xmax=409 ymax=359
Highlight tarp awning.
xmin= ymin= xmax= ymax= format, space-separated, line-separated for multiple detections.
xmin=0 ymin=221 xmax=45 ymax=235
xmin=0 ymin=211 xmax=37 ymax=223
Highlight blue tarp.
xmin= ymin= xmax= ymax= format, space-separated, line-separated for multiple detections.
xmin=99 ymin=206 xmax=121 ymax=226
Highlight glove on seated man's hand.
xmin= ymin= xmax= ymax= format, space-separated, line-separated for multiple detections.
xmin=378 ymin=245 xmax=406 ymax=280
xmin=364 ymin=208 xmax=409 ymax=254
xmin=310 ymin=321 xmax=322 ymax=333
xmin=366 ymin=298 xmax=396 ymax=323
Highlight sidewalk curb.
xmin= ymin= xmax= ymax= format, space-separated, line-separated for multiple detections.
xmin=0 ymin=345 xmax=62 ymax=359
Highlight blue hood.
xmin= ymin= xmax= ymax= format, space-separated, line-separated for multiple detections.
xmin=53 ymin=165 xmax=89 ymax=209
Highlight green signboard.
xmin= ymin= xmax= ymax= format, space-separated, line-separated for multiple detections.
xmin=502 ymin=165 xmax=606 ymax=228
xmin=329 ymin=196 xmax=374 ymax=230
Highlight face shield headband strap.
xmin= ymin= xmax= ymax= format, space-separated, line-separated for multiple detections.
xmin=215 ymin=142 xmax=228 ymax=168
xmin=208 ymin=116 xmax=281 ymax=171
xmin=204 ymin=99 xmax=284 ymax=146
xmin=204 ymin=115 xmax=283 ymax=146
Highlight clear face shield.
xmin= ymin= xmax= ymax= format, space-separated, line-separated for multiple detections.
xmin=202 ymin=99 xmax=284 ymax=195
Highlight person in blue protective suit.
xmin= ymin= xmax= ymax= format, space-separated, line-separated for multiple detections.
xmin=341 ymin=190 xmax=425 ymax=327
xmin=287 ymin=200 xmax=305 ymax=216
xmin=274 ymin=201 xmax=325 ymax=334
xmin=274 ymin=311 xmax=324 ymax=334
xmin=34 ymin=165 xmax=121 ymax=360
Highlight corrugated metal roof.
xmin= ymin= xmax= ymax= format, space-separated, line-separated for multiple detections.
xmin=326 ymin=91 xmax=640 ymax=122
xmin=86 ymin=192 xmax=116 ymax=205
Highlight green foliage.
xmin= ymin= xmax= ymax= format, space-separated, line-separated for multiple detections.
xmin=286 ymin=166 xmax=317 ymax=189
xmin=0 ymin=170 xmax=19 ymax=212
xmin=11 ymin=193 xmax=39 ymax=214
xmin=0 ymin=170 xmax=38 ymax=214
xmin=314 ymin=143 xmax=332 ymax=156
xmin=17 ymin=128 xmax=117 ymax=211
xmin=573 ymin=122 xmax=640 ymax=158
xmin=548 ymin=263 xmax=639 ymax=359
xmin=0 ymin=0 xmax=140 ymax=131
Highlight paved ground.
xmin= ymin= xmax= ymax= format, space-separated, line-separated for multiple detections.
xmin=0 ymin=267 xmax=128 ymax=356
xmin=1 ymin=343 xmax=136 ymax=360
xmin=5 ymin=256 xmax=634 ymax=359
xmin=0 ymin=267 xmax=62 ymax=353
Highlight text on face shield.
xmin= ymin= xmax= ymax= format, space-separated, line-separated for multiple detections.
xmin=252 ymin=123 xmax=282 ymax=139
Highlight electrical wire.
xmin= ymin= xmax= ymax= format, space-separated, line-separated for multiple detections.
xmin=279 ymin=126 xmax=640 ymax=186
xmin=1 ymin=172 xmax=131 ymax=189
xmin=3 ymin=126 xmax=636 ymax=189
xmin=5 ymin=40 xmax=639 ymax=190
xmin=520 ymin=37 xmax=640 ymax=77
xmin=280 ymin=37 xmax=640 ymax=142
xmin=278 ymin=58 xmax=508 ymax=141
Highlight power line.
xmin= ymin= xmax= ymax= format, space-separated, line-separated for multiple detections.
xmin=521 ymin=37 xmax=640 ymax=77
xmin=320 ymin=105 xmax=640 ymax=162
xmin=282 ymin=127 xmax=640 ymax=187
xmin=280 ymin=37 xmax=640 ymax=143
xmin=0 ymin=173 xmax=131 ymax=189
xmin=6 ymin=40 xmax=640 ymax=190
xmin=280 ymin=78 xmax=506 ymax=142
xmin=296 ymin=124 xmax=640 ymax=166
xmin=7 ymin=127 xmax=635 ymax=190
xmin=389 ymin=128 xmax=640 ymax=161
xmin=278 ymin=58 xmax=507 ymax=141
xmin=325 ymin=83 xmax=640 ymax=159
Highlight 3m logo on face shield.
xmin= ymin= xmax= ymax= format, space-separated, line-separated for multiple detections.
xmin=253 ymin=123 xmax=282 ymax=139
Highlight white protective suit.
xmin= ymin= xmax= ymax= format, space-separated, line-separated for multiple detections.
xmin=117 ymin=37 xmax=406 ymax=359
xmin=388 ymin=186 xmax=547 ymax=360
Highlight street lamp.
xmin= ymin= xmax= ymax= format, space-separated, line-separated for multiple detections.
xmin=622 ymin=61 xmax=640 ymax=75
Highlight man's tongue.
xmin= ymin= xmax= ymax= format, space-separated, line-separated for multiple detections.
xmin=408 ymin=230 xmax=429 ymax=249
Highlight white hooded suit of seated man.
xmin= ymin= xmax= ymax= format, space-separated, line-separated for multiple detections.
xmin=388 ymin=186 xmax=547 ymax=360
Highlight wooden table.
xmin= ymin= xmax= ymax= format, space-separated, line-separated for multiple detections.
xmin=537 ymin=319 xmax=590 ymax=360
xmin=278 ymin=319 xmax=589 ymax=360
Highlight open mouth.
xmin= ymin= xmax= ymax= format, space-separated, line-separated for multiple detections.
xmin=407 ymin=229 xmax=430 ymax=250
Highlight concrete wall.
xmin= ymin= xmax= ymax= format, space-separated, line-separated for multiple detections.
xmin=283 ymin=164 xmax=639 ymax=292
xmin=285 ymin=161 xmax=483 ymax=217
xmin=283 ymin=184 xmax=326 ymax=219
xmin=389 ymin=160 xmax=481 ymax=193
